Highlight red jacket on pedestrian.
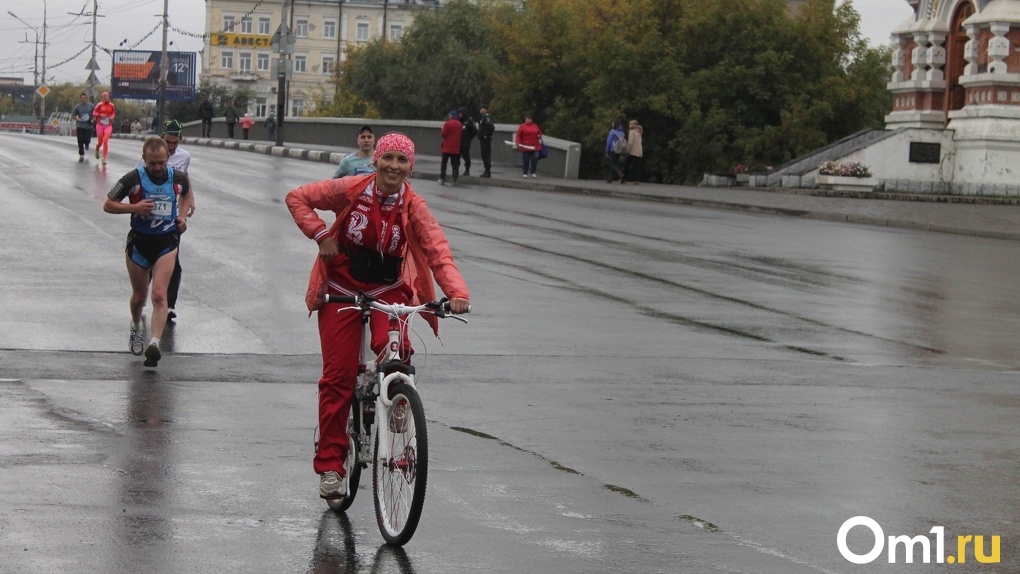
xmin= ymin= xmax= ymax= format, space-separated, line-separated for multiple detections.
xmin=515 ymin=121 xmax=543 ymax=151
xmin=440 ymin=117 xmax=462 ymax=155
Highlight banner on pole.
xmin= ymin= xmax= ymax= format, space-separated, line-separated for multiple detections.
xmin=111 ymin=50 xmax=197 ymax=101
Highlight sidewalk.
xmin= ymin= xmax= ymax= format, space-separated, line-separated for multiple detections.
xmin=121 ymin=134 xmax=1020 ymax=241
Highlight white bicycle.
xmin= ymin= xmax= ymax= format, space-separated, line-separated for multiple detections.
xmin=314 ymin=292 xmax=467 ymax=546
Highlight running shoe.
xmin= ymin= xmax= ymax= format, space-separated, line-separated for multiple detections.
xmin=129 ymin=326 xmax=144 ymax=356
xmin=101 ymin=158 xmax=107 ymax=165
xmin=143 ymin=343 xmax=161 ymax=367
xmin=95 ymin=148 xmax=100 ymax=159
xmin=167 ymin=308 xmax=176 ymax=321
xmin=319 ymin=471 xmax=346 ymax=499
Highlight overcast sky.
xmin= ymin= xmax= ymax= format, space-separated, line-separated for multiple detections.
xmin=0 ymin=0 xmax=916 ymax=86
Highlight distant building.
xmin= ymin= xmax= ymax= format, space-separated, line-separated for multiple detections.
xmin=203 ymin=0 xmax=441 ymax=117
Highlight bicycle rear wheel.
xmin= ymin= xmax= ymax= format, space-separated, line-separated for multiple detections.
xmin=327 ymin=406 xmax=362 ymax=512
xmin=373 ymin=384 xmax=427 ymax=546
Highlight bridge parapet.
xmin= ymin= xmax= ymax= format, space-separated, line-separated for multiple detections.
xmin=181 ymin=116 xmax=581 ymax=179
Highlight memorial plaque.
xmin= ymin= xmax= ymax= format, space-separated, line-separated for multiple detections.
xmin=909 ymin=142 xmax=941 ymax=164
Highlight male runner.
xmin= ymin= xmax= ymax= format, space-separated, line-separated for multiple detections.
xmin=135 ymin=119 xmax=193 ymax=321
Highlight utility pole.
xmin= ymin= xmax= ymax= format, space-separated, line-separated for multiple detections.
xmin=336 ymin=0 xmax=343 ymax=99
xmin=39 ymin=1 xmax=47 ymax=135
xmin=71 ymin=0 xmax=102 ymax=100
xmin=271 ymin=0 xmax=293 ymax=147
xmin=87 ymin=0 xmax=100 ymax=100
xmin=8 ymin=4 xmax=46 ymax=134
xmin=157 ymin=0 xmax=169 ymax=130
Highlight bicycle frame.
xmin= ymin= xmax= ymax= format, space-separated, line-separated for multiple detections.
xmin=322 ymin=292 xmax=466 ymax=544
xmin=353 ymin=305 xmax=416 ymax=465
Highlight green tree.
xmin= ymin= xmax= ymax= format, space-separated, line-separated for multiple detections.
xmin=341 ymin=0 xmax=498 ymax=119
xmin=332 ymin=0 xmax=892 ymax=182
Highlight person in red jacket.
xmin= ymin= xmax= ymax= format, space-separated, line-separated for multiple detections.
xmin=285 ymin=132 xmax=470 ymax=500
xmin=438 ymin=110 xmax=462 ymax=185
xmin=514 ymin=114 xmax=543 ymax=178
xmin=92 ymin=92 xmax=117 ymax=165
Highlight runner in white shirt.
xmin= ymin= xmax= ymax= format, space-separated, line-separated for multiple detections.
xmin=135 ymin=120 xmax=193 ymax=321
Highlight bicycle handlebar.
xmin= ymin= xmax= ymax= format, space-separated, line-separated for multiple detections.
xmin=324 ymin=293 xmax=470 ymax=321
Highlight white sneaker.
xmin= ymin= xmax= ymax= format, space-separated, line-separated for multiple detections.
xmin=129 ymin=326 xmax=144 ymax=356
xmin=319 ymin=470 xmax=346 ymax=498
xmin=531 ymin=173 xmax=538 ymax=178
xmin=522 ymin=174 xmax=528 ymax=178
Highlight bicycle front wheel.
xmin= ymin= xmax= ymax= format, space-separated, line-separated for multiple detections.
xmin=373 ymin=384 xmax=428 ymax=546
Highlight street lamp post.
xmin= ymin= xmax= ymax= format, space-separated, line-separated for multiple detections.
xmin=8 ymin=2 xmax=47 ymax=135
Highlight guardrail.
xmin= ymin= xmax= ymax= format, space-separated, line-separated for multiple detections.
xmin=180 ymin=116 xmax=582 ymax=179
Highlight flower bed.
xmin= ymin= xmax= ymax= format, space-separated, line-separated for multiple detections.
xmin=818 ymin=160 xmax=872 ymax=178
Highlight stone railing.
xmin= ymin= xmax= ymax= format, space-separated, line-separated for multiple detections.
xmin=181 ymin=116 xmax=582 ymax=179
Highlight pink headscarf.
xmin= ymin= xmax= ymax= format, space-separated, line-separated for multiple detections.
xmin=373 ymin=132 xmax=415 ymax=170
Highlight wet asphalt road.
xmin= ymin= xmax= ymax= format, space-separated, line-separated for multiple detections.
xmin=1 ymin=133 xmax=1018 ymax=573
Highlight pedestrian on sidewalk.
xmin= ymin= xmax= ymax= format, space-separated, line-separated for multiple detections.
xmin=605 ymin=120 xmax=627 ymax=183
xmin=622 ymin=119 xmax=643 ymax=184
xmin=103 ymin=137 xmax=194 ymax=368
xmin=241 ymin=113 xmax=255 ymax=140
xmin=72 ymin=93 xmax=95 ymax=161
xmin=265 ymin=112 xmax=277 ymax=142
xmin=514 ymin=114 xmax=543 ymax=178
xmin=333 ymin=125 xmax=377 ymax=178
xmin=224 ymin=101 xmax=238 ymax=139
xmin=457 ymin=107 xmax=477 ymax=176
xmin=439 ymin=110 xmax=462 ymax=185
xmin=477 ymin=105 xmax=494 ymax=177
xmin=198 ymin=95 xmax=214 ymax=137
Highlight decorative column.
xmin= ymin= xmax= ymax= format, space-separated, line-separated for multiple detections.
xmin=949 ymin=4 xmax=1020 ymax=189
xmin=887 ymin=29 xmax=950 ymax=129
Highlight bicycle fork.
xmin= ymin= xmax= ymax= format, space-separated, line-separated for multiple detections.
xmin=356 ymin=311 xmax=416 ymax=466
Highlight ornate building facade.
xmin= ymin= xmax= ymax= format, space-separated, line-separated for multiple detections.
xmin=886 ymin=0 xmax=1020 ymax=187
xmin=202 ymin=0 xmax=440 ymax=117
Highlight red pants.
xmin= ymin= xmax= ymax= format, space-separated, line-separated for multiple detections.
xmin=96 ymin=124 xmax=113 ymax=158
xmin=314 ymin=287 xmax=412 ymax=475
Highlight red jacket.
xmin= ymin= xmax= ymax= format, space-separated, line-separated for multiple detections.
xmin=93 ymin=102 xmax=116 ymax=126
xmin=440 ymin=118 xmax=462 ymax=154
xmin=515 ymin=122 xmax=543 ymax=151
xmin=286 ymin=174 xmax=469 ymax=335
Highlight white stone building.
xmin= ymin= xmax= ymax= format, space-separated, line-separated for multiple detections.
xmin=202 ymin=0 xmax=441 ymax=117
xmin=765 ymin=0 xmax=1020 ymax=195
xmin=884 ymin=0 xmax=1020 ymax=190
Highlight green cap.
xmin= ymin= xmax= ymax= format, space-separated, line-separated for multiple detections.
xmin=163 ymin=119 xmax=183 ymax=136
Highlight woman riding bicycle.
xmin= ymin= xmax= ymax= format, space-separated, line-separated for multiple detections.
xmin=286 ymin=132 xmax=470 ymax=499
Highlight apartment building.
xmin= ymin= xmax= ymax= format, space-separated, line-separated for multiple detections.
xmin=203 ymin=0 xmax=440 ymax=116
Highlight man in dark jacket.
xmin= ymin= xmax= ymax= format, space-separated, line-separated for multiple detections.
xmin=457 ymin=107 xmax=477 ymax=177
xmin=198 ymin=96 xmax=214 ymax=137
xmin=224 ymin=100 xmax=238 ymax=139
xmin=477 ymin=105 xmax=494 ymax=178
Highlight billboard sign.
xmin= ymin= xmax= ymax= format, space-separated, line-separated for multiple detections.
xmin=111 ymin=50 xmax=197 ymax=101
